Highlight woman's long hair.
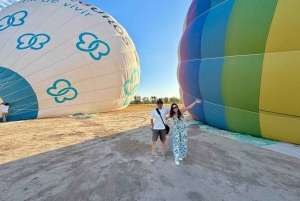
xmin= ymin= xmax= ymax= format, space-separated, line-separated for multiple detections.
xmin=169 ymin=103 xmax=182 ymax=118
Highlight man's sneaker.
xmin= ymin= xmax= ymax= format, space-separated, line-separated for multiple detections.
xmin=162 ymin=153 xmax=166 ymax=161
xmin=150 ymin=155 xmax=155 ymax=163
xmin=178 ymin=157 xmax=183 ymax=161
xmin=175 ymin=160 xmax=180 ymax=166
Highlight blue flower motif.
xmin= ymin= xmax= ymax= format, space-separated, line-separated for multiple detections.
xmin=17 ymin=33 xmax=51 ymax=50
xmin=0 ymin=10 xmax=28 ymax=31
xmin=76 ymin=32 xmax=110 ymax=60
xmin=46 ymin=79 xmax=78 ymax=103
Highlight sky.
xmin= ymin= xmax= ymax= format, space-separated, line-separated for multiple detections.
xmin=0 ymin=0 xmax=193 ymax=98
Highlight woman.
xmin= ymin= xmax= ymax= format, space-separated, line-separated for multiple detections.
xmin=168 ymin=99 xmax=201 ymax=165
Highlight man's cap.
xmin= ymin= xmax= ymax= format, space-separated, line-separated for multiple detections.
xmin=156 ymin=99 xmax=163 ymax=104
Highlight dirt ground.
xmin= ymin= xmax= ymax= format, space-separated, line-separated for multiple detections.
xmin=1 ymin=104 xmax=300 ymax=201
xmin=0 ymin=104 xmax=182 ymax=164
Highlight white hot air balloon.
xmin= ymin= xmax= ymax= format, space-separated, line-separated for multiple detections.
xmin=0 ymin=0 xmax=140 ymax=121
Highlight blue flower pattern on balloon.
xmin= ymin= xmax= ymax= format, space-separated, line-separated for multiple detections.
xmin=17 ymin=33 xmax=51 ymax=50
xmin=76 ymin=32 xmax=110 ymax=60
xmin=46 ymin=79 xmax=78 ymax=103
xmin=123 ymin=68 xmax=139 ymax=106
xmin=0 ymin=10 xmax=28 ymax=31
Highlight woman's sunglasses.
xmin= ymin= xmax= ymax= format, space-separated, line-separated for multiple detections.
xmin=172 ymin=106 xmax=178 ymax=109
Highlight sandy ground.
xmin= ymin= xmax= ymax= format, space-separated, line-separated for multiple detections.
xmin=0 ymin=104 xmax=300 ymax=201
xmin=0 ymin=104 xmax=181 ymax=164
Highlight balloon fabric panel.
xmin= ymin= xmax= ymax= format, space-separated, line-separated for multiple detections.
xmin=178 ymin=0 xmax=300 ymax=144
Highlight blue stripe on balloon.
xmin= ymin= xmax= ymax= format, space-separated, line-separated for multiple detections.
xmin=199 ymin=58 xmax=228 ymax=130
xmin=190 ymin=96 xmax=208 ymax=124
xmin=203 ymin=102 xmax=228 ymax=130
xmin=185 ymin=0 xmax=211 ymax=27
xmin=184 ymin=60 xmax=208 ymax=124
xmin=187 ymin=11 xmax=209 ymax=60
xmin=201 ymin=0 xmax=235 ymax=59
xmin=183 ymin=92 xmax=207 ymax=124
xmin=0 ymin=67 xmax=38 ymax=121
xmin=195 ymin=0 xmax=212 ymax=18
xmin=211 ymin=0 xmax=228 ymax=8
xmin=185 ymin=60 xmax=202 ymax=100
xmin=185 ymin=0 xmax=198 ymax=27
xmin=199 ymin=58 xmax=224 ymax=106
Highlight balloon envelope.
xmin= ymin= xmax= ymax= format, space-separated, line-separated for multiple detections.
xmin=0 ymin=0 xmax=140 ymax=121
xmin=178 ymin=0 xmax=300 ymax=145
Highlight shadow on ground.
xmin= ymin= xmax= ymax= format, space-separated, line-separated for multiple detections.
xmin=1 ymin=126 xmax=300 ymax=201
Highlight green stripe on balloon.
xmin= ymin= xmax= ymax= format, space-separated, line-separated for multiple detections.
xmin=222 ymin=55 xmax=263 ymax=137
xmin=225 ymin=0 xmax=278 ymax=56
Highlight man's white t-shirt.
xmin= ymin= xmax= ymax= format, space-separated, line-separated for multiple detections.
xmin=1 ymin=105 xmax=9 ymax=113
xmin=150 ymin=107 xmax=170 ymax=130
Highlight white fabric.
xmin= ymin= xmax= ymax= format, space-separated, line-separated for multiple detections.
xmin=1 ymin=105 xmax=9 ymax=113
xmin=1 ymin=0 xmax=140 ymax=119
xmin=150 ymin=107 xmax=170 ymax=130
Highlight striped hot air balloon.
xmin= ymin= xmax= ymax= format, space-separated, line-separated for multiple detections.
xmin=178 ymin=0 xmax=300 ymax=144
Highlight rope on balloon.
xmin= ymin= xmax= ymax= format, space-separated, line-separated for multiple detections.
xmin=0 ymin=74 xmax=19 ymax=91
xmin=5 ymin=94 xmax=38 ymax=116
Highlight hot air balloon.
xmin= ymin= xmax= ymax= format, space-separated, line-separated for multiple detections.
xmin=0 ymin=0 xmax=140 ymax=121
xmin=178 ymin=0 xmax=300 ymax=145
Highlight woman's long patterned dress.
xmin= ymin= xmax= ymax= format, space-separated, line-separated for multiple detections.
xmin=172 ymin=115 xmax=187 ymax=161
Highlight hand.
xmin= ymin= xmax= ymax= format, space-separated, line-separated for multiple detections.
xmin=195 ymin=99 xmax=201 ymax=104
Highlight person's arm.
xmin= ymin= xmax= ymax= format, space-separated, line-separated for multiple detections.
xmin=150 ymin=119 xmax=154 ymax=129
xmin=166 ymin=114 xmax=170 ymax=120
xmin=150 ymin=110 xmax=155 ymax=129
xmin=181 ymin=99 xmax=201 ymax=113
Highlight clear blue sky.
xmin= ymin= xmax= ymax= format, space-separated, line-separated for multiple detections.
xmin=1 ymin=0 xmax=192 ymax=98
xmin=89 ymin=0 xmax=192 ymax=98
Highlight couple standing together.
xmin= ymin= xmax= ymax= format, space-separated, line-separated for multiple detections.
xmin=150 ymin=98 xmax=201 ymax=165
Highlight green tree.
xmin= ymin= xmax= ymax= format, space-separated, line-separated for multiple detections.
xmin=169 ymin=96 xmax=181 ymax=104
xmin=150 ymin=96 xmax=157 ymax=104
xmin=142 ymin=97 xmax=149 ymax=104
xmin=133 ymin=95 xmax=141 ymax=104
xmin=164 ymin=97 xmax=169 ymax=104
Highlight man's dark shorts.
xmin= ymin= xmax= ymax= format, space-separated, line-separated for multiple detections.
xmin=152 ymin=129 xmax=166 ymax=142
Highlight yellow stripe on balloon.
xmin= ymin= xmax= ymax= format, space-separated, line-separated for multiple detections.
xmin=265 ymin=0 xmax=300 ymax=53
xmin=260 ymin=111 xmax=300 ymax=145
xmin=260 ymin=51 xmax=300 ymax=144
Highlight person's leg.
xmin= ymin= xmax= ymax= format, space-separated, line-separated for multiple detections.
xmin=161 ymin=141 xmax=166 ymax=154
xmin=159 ymin=130 xmax=167 ymax=161
xmin=151 ymin=141 xmax=157 ymax=155
xmin=2 ymin=113 xmax=6 ymax=122
xmin=173 ymin=129 xmax=180 ymax=165
xmin=160 ymin=130 xmax=166 ymax=153
xmin=179 ymin=129 xmax=187 ymax=160
xmin=151 ymin=129 xmax=159 ymax=163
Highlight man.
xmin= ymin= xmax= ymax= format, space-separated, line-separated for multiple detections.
xmin=150 ymin=99 xmax=170 ymax=163
xmin=1 ymin=102 xmax=9 ymax=123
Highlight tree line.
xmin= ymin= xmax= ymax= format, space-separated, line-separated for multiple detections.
xmin=131 ymin=96 xmax=182 ymax=104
